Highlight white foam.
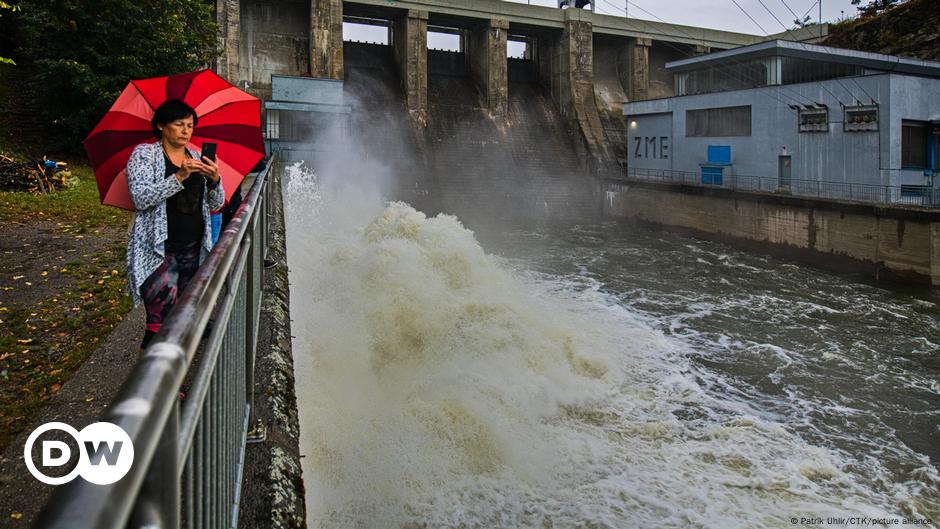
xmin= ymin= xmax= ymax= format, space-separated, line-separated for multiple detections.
xmin=284 ymin=165 xmax=938 ymax=528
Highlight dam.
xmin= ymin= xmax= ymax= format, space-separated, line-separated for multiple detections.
xmin=231 ymin=0 xmax=939 ymax=527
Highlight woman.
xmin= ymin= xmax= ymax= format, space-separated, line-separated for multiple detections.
xmin=125 ymin=99 xmax=224 ymax=349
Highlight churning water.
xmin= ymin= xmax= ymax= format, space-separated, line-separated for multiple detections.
xmin=284 ymin=165 xmax=940 ymax=529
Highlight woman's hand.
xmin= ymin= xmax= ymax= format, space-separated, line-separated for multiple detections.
xmin=199 ymin=156 xmax=220 ymax=184
xmin=175 ymin=158 xmax=202 ymax=183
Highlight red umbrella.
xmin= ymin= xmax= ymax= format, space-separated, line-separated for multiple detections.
xmin=84 ymin=69 xmax=264 ymax=210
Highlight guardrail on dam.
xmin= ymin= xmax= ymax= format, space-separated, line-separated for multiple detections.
xmin=31 ymin=158 xmax=306 ymax=528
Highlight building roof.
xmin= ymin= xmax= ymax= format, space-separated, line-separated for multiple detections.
xmin=666 ymin=39 xmax=940 ymax=78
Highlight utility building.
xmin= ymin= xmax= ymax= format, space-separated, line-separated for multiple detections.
xmin=623 ymin=40 xmax=940 ymax=204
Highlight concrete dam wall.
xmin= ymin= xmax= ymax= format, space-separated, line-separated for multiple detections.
xmin=338 ymin=41 xmax=600 ymax=226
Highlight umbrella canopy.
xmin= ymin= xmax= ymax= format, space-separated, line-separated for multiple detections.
xmin=84 ymin=69 xmax=264 ymax=210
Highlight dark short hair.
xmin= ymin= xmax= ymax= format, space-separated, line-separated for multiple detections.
xmin=151 ymin=99 xmax=198 ymax=138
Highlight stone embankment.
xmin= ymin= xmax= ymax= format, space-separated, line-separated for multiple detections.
xmin=825 ymin=0 xmax=940 ymax=61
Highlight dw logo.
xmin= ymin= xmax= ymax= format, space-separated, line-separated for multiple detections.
xmin=24 ymin=422 xmax=135 ymax=485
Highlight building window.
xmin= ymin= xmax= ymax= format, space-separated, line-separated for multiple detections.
xmin=780 ymin=57 xmax=864 ymax=86
xmin=799 ymin=107 xmax=828 ymax=133
xmin=844 ymin=105 xmax=878 ymax=132
xmin=902 ymin=121 xmax=928 ymax=169
xmin=686 ymin=106 xmax=751 ymax=137
xmin=266 ymin=110 xmax=279 ymax=140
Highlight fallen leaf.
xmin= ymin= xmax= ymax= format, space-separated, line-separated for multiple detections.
xmin=0 ymin=352 xmax=14 ymax=361
xmin=24 ymin=282 xmax=32 ymax=286
xmin=49 ymin=383 xmax=62 ymax=394
xmin=10 ymin=512 xmax=22 ymax=520
xmin=16 ymin=339 xmax=32 ymax=345
xmin=84 ymin=396 xmax=94 ymax=402
xmin=48 ymin=368 xmax=62 ymax=376
xmin=12 ymin=275 xmax=23 ymax=280
xmin=40 ymin=271 xmax=48 ymax=277
xmin=60 ymin=268 xmax=68 ymax=272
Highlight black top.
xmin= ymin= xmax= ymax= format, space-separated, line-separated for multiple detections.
xmin=164 ymin=151 xmax=204 ymax=245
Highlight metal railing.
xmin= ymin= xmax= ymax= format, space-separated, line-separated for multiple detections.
xmin=33 ymin=154 xmax=277 ymax=529
xmin=616 ymin=167 xmax=940 ymax=208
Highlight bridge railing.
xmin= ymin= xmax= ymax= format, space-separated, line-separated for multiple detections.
xmin=616 ymin=167 xmax=940 ymax=208
xmin=33 ymin=154 xmax=278 ymax=529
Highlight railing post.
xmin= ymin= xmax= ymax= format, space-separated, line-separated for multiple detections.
xmin=244 ymin=231 xmax=257 ymax=422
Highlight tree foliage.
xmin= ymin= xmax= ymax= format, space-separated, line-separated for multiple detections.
xmin=0 ymin=2 xmax=18 ymax=65
xmin=5 ymin=0 xmax=220 ymax=151
xmin=851 ymin=0 xmax=906 ymax=17
xmin=792 ymin=14 xmax=812 ymax=28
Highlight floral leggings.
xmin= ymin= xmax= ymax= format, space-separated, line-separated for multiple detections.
xmin=140 ymin=241 xmax=200 ymax=348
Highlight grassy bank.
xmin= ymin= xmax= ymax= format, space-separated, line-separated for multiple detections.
xmin=0 ymin=163 xmax=133 ymax=451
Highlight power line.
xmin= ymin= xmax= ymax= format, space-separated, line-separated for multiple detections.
xmin=602 ymin=0 xmax=815 ymax=107
xmin=801 ymin=0 xmax=819 ymax=19
xmin=752 ymin=0 xmax=848 ymax=104
xmin=729 ymin=0 xmax=771 ymax=34
xmin=596 ymin=0 xmax=814 ymax=108
xmin=778 ymin=0 xmax=802 ymax=23
xmin=753 ymin=0 xmax=878 ymax=104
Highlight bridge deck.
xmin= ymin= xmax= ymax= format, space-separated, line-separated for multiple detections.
xmin=343 ymin=0 xmax=764 ymax=48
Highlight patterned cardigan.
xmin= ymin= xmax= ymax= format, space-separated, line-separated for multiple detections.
xmin=125 ymin=142 xmax=224 ymax=306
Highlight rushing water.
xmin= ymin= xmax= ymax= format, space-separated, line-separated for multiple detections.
xmin=284 ymin=165 xmax=940 ymax=529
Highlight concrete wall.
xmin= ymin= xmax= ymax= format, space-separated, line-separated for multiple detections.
xmin=239 ymin=0 xmax=311 ymax=96
xmin=466 ymin=19 xmax=509 ymax=115
xmin=626 ymin=112 xmax=673 ymax=170
xmin=592 ymin=37 xmax=628 ymax=113
xmin=888 ymin=75 xmax=940 ymax=187
xmin=392 ymin=9 xmax=429 ymax=115
xmin=216 ymin=0 xmax=241 ymax=82
xmin=339 ymin=41 xmax=599 ymax=226
xmin=648 ymin=41 xmax=685 ymax=99
xmin=604 ymin=180 xmax=940 ymax=286
xmin=311 ymin=0 xmax=344 ymax=79
xmin=623 ymin=74 xmax=940 ymax=190
xmin=536 ymin=10 xmax=618 ymax=173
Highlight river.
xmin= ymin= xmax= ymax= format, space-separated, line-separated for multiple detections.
xmin=284 ymin=165 xmax=939 ymax=529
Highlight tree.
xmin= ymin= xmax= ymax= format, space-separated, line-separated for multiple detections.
xmin=8 ymin=0 xmax=220 ymax=151
xmin=792 ymin=14 xmax=812 ymax=28
xmin=851 ymin=0 xmax=905 ymax=17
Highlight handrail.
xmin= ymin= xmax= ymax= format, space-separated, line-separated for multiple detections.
xmin=32 ymin=153 xmax=277 ymax=529
xmin=614 ymin=167 xmax=940 ymax=208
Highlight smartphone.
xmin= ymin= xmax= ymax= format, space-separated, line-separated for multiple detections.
xmin=201 ymin=142 xmax=217 ymax=162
